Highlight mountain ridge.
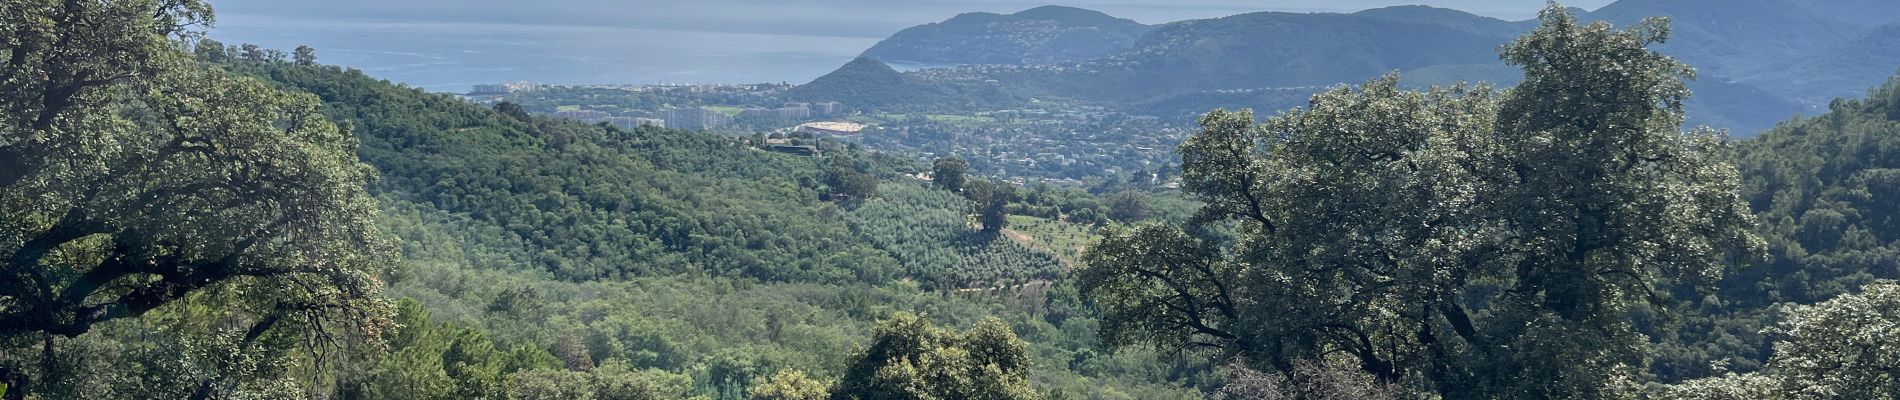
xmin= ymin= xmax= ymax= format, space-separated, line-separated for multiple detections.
xmin=860 ymin=5 xmax=1150 ymax=66
xmin=802 ymin=0 xmax=1900 ymax=135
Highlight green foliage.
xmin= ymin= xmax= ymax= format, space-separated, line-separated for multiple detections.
xmin=1103 ymin=191 xmax=1148 ymax=223
xmin=1212 ymin=360 xmax=1401 ymax=400
xmin=825 ymin=162 xmax=881 ymax=202
xmin=833 ymin=313 xmax=1042 ymax=400
xmin=842 ymin=184 xmax=1061 ymax=289
xmin=1660 ymin=281 xmax=1900 ymax=400
xmin=293 ymin=45 xmax=316 ymax=66
xmin=339 ymin=107 xmax=1183 ymax=398
xmin=2 ymin=1 xmax=393 ymax=397
xmin=35 ymin=2 xmax=1900 ymax=399
xmin=507 ymin=360 xmax=700 ymax=400
xmin=932 ymin=156 xmax=968 ymax=192
xmin=1650 ymin=72 xmax=1900 ymax=381
xmin=338 ymin=298 xmax=549 ymax=399
xmin=748 ymin=369 xmax=832 ymax=400
xmin=1760 ymin=281 xmax=1900 ymax=398
xmin=784 ymin=58 xmax=1020 ymax=112
xmin=217 ymin=58 xmax=935 ymax=283
xmin=965 ymin=180 xmax=1015 ymax=233
xmin=1081 ymin=7 xmax=1763 ymax=398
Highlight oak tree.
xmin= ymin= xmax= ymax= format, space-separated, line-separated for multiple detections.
xmin=1079 ymin=6 xmax=1762 ymax=398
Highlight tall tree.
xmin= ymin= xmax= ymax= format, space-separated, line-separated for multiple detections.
xmin=831 ymin=313 xmax=1041 ymax=400
xmin=1660 ymin=281 xmax=1900 ymax=399
xmin=239 ymin=43 xmax=264 ymax=62
xmin=0 ymin=0 xmax=212 ymax=188
xmin=292 ymin=45 xmax=316 ymax=66
xmin=1104 ymin=190 xmax=1148 ymax=223
xmin=1 ymin=0 xmax=395 ymax=396
xmin=932 ymin=156 xmax=967 ymax=192
xmin=964 ymin=180 xmax=1012 ymax=233
xmin=749 ymin=370 xmax=830 ymax=400
xmin=1079 ymin=6 xmax=1761 ymax=398
xmin=825 ymin=164 xmax=880 ymax=202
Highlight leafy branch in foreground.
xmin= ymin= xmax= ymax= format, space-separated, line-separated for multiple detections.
xmin=1080 ymin=5 xmax=1763 ymax=398
xmin=2 ymin=0 xmax=394 ymax=396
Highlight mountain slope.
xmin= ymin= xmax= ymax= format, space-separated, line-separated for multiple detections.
xmin=1102 ymin=11 xmax=1508 ymax=90
xmin=1652 ymin=73 xmax=1900 ymax=381
xmin=1787 ymin=0 xmax=1900 ymax=28
xmin=785 ymin=57 xmax=1017 ymax=111
xmin=1352 ymin=5 xmax=1532 ymax=38
xmin=231 ymin=60 xmax=1052 ymax=288
xmin=830 ymin=0 xmax=1900 ymax=135
xmin=860 ymin=5 xmax=1150 ymax=66
xmin=1585 ymin=0 xmax=1866 ymax=78
xmin=1740 ymin=25 xmax=1900 ymax=106
xmin=197 ymin=56 xmax=1205 ymax=400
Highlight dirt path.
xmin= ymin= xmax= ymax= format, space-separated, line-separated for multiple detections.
xmin=1001 ymin=228 xmax=1081 ymax=270
xmin=953 ymin=279 xmax=1053 ymax=294
xmin=1001 ymin=229 xmax=1037 ymax=248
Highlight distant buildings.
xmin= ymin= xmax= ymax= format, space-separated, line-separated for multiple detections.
xmin=738 ymin=107 xmax=774 ymax=121
xmin=602 ymin=117 xmax=636 ymax=130
xmin=471 ymin=82 xmax=541 ymax=95
xmin=662 ymin=107 xmax=731 ymax=131
xmin=777 ymin=103 xmax=811 ymax=120
xmin=552 ymin=110 xmax=612 ymax=121
xmin=635 ymin=118 xmax=666 ymax=129
xmin=734 ymin=102 xmax=846 ymax=126
xmin=812 ymin=102 xmax=842 ymax=116
xmin=547 ymin=110 xmax=646 ymax=129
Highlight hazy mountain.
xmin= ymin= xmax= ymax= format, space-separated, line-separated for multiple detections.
xmin=803 ymin=0 xmax=1900 ymax=135
xmin=1741 ymin=25 xmax=1900 ymax=106
xmin=1351 ymin=5 xmax=1531 ymax=38
xmin=785 ymin=57 xmax=1018 ymax=110
xmin=1584 ymin=0 xmax=1866 ymax=78
xmin=1089 ymin=10 xmax=1508 ymax=92
xmin=859 ymin=5 xmax=1151 ymax=66
xmin=1786 ymin=0 xmax=1900 ymax=28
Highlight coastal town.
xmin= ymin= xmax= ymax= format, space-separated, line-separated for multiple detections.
xmin=465 ymin=81 xmax=1188 ymax=189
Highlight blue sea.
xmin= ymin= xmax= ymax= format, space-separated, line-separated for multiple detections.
xmin=210 ymin=14 xmax=882 ymax=92
xmin=203 ymin=1 xmax=1583 ymax=93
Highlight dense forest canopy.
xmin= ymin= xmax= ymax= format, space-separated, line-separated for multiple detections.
xmin=1079 ymin=5 xmax=1900 ymax=399
xmin=2 ymin=0 xmax=1898 ymax=399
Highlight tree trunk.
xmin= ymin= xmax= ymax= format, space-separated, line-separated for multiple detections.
xmin=0 ymin=366 xmax=25 ymax=400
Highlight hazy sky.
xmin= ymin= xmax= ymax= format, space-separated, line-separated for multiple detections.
xmin=215 ymin=0 xmax=1616 ymax=38
xmin=206 ymin=1 xmax=1619 ymax=90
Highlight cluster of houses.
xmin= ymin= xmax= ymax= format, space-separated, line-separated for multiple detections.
xmin=527 ymin=93 xmax=847 ymax=133
xmin=470 ymin=82 xmax=541 ymax=95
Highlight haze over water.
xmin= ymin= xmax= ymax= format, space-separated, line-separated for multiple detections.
xmin=208 ymin=0 xmax=1612 ymax=92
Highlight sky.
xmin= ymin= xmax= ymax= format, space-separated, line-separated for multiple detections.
xmin=206 ymin=0 xmax=1618 ymax=91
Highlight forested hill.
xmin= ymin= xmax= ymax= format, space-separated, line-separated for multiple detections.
xmin=95 ymin=49 xmax=1205 ymax=399
xmin=860 ymin=5 xmax=1150 ymax=66
xmin=1732 ymin=74 xmax=1900 ymax=309
xmin=1644 ymin=73 xmax=1900 ymax=382
xmin=217 ymin=57 xmax=1059 ymax=289
xmin=814 ymin=0 xmax=1900 ymax=136
xmin=783 ymin=57 xmax=1021 ymax=112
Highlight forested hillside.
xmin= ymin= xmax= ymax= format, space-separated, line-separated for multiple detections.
xmin=1649 ymin=74 xmax=1900 ymax=383
xmin=783 ymin=57 xmax=1019 ymax=112
xmin=861 ymin=5 xmax=1151 ymax=66
xmin=5 ymin=1 xmax=1900 ymax=399
xmin=1075 ymin=6 xmax=1900 ymax=399
xmin=210 ymin=51 xmax=1185 ymax=398
xmin=0 ymin=2 xmax=1197 ymax=397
